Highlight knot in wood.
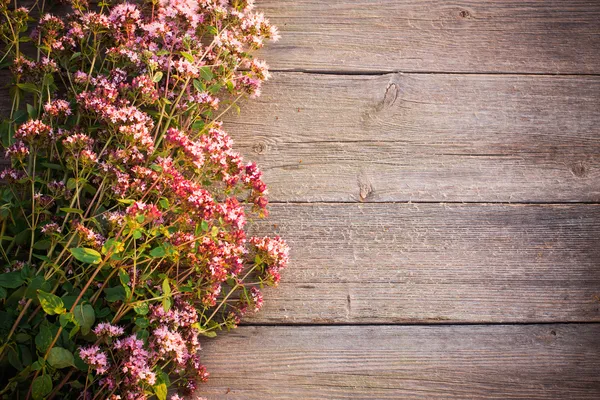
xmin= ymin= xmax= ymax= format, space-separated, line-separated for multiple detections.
xmin=253 ymin=142 xmax=267 ymax=154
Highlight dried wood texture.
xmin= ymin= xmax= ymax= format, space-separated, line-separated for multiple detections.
xmin=243 ymin=203 xmax=600 ymax=324
xmin=199 ymin=324 xmax=600 ymax=399
xmin=224 ymin=72 xmax=600 ymax=203
xmin=256 ymin=0 xmax=600 ymax=74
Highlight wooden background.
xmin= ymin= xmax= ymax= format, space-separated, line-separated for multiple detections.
xmin=199 ymin=1 xmax=600 ymax=399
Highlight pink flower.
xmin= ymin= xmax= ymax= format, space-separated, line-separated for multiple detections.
xmin=93 ymin=322 xmax=125 ymax=338
xmin=15 ymin=120 xmax=53 ymax=144
xmin=113 ymin=335 xmax=156 ymax=385
xmin=79 ymin=345 xmax=110 ymax=374
xmin=5 ymin=141 xmax=29 ymax=159
xmin=44 ymin=99 xmax=72 ymax=117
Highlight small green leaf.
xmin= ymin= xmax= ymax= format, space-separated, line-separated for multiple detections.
xmin=104 ymin=286 xmax=126 ymax=303
xmin=200 ymin=220 xmax=209 ymax=232
xmin=135 ymin=317 xmax=149 ymax=328
xmin=193 ymin=79 xmax=205 ymax=92
xmin=102 ymin=239 xmax=124 ymax=255
xmin=33 ymin=240 xmax=51 ymax=250
xmin=66 ymin=178 xmax=77 ymax=190
xmin=47 ymin=347 xmax=74 ymax=369
xmin=73 ymin=304 xmax=95 ymax=335
xmin=162 ymin=297 xmax=172 ymax=312
xmin=180 ymin=51 xmax=194 ymax=63
xmin=25 ymin=276 xmax=51 ymax=299
xmin=152 ymin=71 xmax=163 ymax=83
xmin=153 ymin=372 xmax=168 ymax=400
xmin=17 ymin=82 xmax=39 ymax=94
xmin=133 ymin=302 xmax=149 ymax=315
xmin=149 ymin=246 xmax=166 ymax=258
xmin=0 ymin=271 xmax=25 ymax=288
xmin=35 ymin=325 xmax=53 ymax=352
xmin=70 ymin=248 xmax=102 ymax=264
xmin=208 ymin=83 xmax=223 ymax=95
xmin=162 ymin=278 xmax=171 ymax=297
xmin=199 ymin=66 xmax=213 ymax=81
xmin=31 ymin=375 xmax=52 ymax=400
xmin=59 ymin=207 xmax=83 ymax=214
xmin=59 ymin=312 xmax=74 ymax=328
xmin=37 ymin=290 xmax=66 ymax=315
xmin=119 ymin=270 xmax=130 ymax=286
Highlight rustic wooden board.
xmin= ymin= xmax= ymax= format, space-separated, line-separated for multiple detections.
xmin=198 ymin=324 xmax=600 ymax=399
xmin=256 ymin=0 xmax=600 ymax=74
xmin=224 ymin=72 xmax=600 ymax=203
xmin=243 ymin=203 xmax=600 ymax=324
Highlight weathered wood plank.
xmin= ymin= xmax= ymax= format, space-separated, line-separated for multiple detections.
xmin=257 ymin=0 xmax=600 ymax=74
xmin=244 ymin=203 xmax=600 ymax=324
xmin=225 ymin=73 xmax=600 ymax=202
xmin=198 ymin=324 xmax=600 ymax=399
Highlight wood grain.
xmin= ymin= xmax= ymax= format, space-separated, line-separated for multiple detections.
xmin=224 ymin=72 xmax=600 ymax=202
xmin=256 ymin=0 xmax=600 ymax=74
xmin=243 ymin=203 xmax=600 ymax=324
xmin=198 ymin=324 xmax=600 ymax=399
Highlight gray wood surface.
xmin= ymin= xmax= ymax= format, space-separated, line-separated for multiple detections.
xmin=244 ymin=203 xmax=600 ymax=324
xmin=257 ymin=0 xmax=600 ymax=74
xmin=3 ymin=1 xmax=599 ymax=398
xmin=225 ymin=72 xmax=600 ymax=203
xmin=199 ymin=324 xmax=600 ymax=399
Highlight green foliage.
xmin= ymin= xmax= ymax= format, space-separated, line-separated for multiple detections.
xmin=37 ymin=290 xmax=66 ymax=315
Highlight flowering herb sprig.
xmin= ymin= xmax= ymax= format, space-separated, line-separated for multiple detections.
xmin=0 ymin=0 xmax=288 ymax=399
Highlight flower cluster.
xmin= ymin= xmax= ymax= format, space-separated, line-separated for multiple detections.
xmin=0 ymin=1 xmax=287 ymax=399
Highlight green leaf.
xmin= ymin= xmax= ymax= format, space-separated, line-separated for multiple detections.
xmin=0 ymin=287 xmax=6 ymax=300
xmin=119 ymin=269 xmax=130 ymax=286
xmin=180 ymin=51 xmax=194 ymax=63
xmin=17 ymin=82 xmax=39 ymax=94
xmin=193 ymin=79 xmax=205 ymax=92
xmin=153 ymin=372 xmax=169 ymax=400
xmin=133 ymin=302 xmax=149 ymax=315
xmin=40 ymin=162 xmax=64 ymax=171
xmin=26 ymin=104 xmax=37 ymax=119
xmin=149 ymin=246 xmax=166 ymax=258
xmin=199 ymin=66 xmax=213 ymax=81
xmin=33 ymin=240 xmax=51 ymax=250
xmin=208 ymin=83 xmax=223 ymax=95
xmin=96 ymin=307 xmax=111 ymax=319
xmin=35 ymin=324 xmax=53 ymax=352
xmin=66 ymin=178 xmax=77 ymax=190
xmin=47 ymin=347 xmax=74 ymax=369
xmin=73 ymin=304 xmax=95 ymax=335
xmin=201 ymin=220 xmax=209 ymax=232
xmin=59 ymin=312 xmax=74 ymax=328
xmin=162 ymin=278 xmax=171 ymax=297
xmin=70 ymin=248 xmax=102 ymax=264
xmin=104 ymin=286 xmax=126 ymax=303
xmin=25 ymin=276 xmax=51 ymax=299
xmin=37 ymin=290 xmax=66 ymax=315
xmin=31 ymin=374 xmax=52 ymax=400
xmin=191 ymin=120 xmax=205 ymax=132
xmin=59 ymin=207 xmax=83 ymax=214
xmin=135 ymin=317 xmax=149 ymax=328
xmin=153 ymin=71 xmax=163 ymax=83
xmin=102 ymin=239 xmax=124 ymax=255
xmin=162 ymin=297 xmax=172 ymax=312
xmin=0 ymin=271 xmax=25 ymax=288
